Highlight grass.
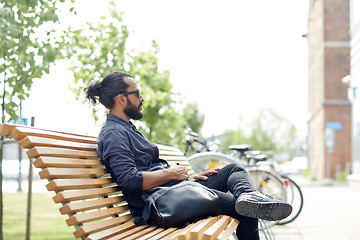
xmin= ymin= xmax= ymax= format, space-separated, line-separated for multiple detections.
xmin=3 ymin=191 xmax=74 ymax=240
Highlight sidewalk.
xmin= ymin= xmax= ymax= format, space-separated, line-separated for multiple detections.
xmin=270 ymin=175 xmax=360 ymax=240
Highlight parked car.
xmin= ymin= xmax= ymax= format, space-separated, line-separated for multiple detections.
xmin=281 ymin=157 xmax=308 ymax=174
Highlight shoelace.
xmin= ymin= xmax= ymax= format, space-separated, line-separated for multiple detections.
xmin=256 ymin=191 xmax=275 ymax=200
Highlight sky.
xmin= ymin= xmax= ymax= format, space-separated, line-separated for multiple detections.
xmin=22 ymin=0 xmax=310 ymax=138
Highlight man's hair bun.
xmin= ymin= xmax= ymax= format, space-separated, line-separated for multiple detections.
xmin=85 ymin=81 xmax=102 ymax=105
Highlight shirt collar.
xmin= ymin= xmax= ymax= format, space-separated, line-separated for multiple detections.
xmin=106 ymin=114 xmax=143 ymax=136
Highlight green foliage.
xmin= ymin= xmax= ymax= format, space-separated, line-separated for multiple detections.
xmin=302 ymin=165 xmax=318 ymax=181
xmin=246 ymin=109 xmax=279 ymax=153
xmin=181 ymin=102 xmax=205 ymax=134
xmin=67 ymin=2 xmax=204 ymax=147
xmin=335 ymin=171 xmax=347 ymax=182
xmin=221 ymin=128 xmax=248 ymax=151
xmin=67 ymin=2 xmax=129 ymax=123
xmin=0 ymin=0 xmax=75 ymax=122
xmin=220 ymin=108 xmax=303 ymax=160
xmin=127 ymin=46 xmax=205 ymax=146
xmin=127 ymin=43 xmax=174 ymax=141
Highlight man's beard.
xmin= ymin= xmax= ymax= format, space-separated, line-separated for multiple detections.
xmin=124 ymin=100 xmax=143 ymax=120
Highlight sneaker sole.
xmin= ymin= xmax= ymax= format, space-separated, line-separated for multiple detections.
xmin=235 ymin=200 xmax=292 ymax=221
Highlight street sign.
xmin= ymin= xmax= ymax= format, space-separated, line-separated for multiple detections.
xmin=325 ymin=121 xmax=342 ymax=131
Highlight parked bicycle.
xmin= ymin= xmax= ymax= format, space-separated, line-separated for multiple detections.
xmin=185 ymin=131 xmax=304 ymax=225
xmin=228 ymin=145 xmax=304 ymax=225
xmin=189 ymin=145 xmax=288 ymax=203
xmin=183 ymin=128 xmax=220 ymax=156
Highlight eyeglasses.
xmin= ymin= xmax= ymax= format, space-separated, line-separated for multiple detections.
xmin=122 ymin=89 xmax=141 ymax=98
xmin=114 ymin=89 xmax=141 ymax=99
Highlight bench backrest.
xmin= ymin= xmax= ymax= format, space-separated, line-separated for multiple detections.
xmin=0 ymin=124 xmax=193 ymax=239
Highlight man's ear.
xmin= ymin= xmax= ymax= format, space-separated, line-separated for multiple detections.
xmin=117 ymin=94 xmax=127 ymax=105
xmin=113 ymin=95 xmax=120 ymax=105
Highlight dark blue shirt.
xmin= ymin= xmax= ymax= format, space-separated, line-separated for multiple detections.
xmin=97 ymin=113 xmax=165 ymax=218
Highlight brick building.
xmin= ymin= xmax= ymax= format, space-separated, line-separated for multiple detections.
xmin=347 ymin=0 xmax=360 ymax=186
xmin=306 ymin=0 xmax=352 ymax=179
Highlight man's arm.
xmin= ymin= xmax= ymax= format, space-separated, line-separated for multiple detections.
xmin=142 ymin=164 xmax=189 ymax=191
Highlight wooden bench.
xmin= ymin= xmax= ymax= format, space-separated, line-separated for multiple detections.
xmin=0 ymin=123 xmax=239 ymax=240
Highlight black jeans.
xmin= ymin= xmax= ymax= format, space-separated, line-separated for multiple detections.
xmin=196 ymin=163 xmax=260 ymax=240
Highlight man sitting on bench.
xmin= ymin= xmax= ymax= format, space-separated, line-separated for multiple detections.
xmin=85 ymin=71 xmax=292 ymax=240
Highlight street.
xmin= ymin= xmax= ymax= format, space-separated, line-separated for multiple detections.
xmin=271 ymin=176 xmax=360 ymax=240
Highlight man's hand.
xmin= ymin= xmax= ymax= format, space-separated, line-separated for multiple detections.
xmin=165 ymin=164 xmax=189 ymax=181
xmin=142 ymin=164 xmax=189 ymax=191
xmin=191 ymin=168 xmax=220 ymax=181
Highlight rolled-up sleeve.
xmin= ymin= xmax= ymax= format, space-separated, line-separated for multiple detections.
xmin=101 ymin=130 xmax=143 ymax=194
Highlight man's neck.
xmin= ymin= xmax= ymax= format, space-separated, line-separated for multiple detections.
xmin=110 ymin=109 xmax=130 ymax=122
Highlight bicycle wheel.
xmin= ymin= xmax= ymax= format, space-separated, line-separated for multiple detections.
xmin=247 ymin=169 xmax=287 ymax=202
xmin=188 ymin=152 xmax=238 ymax=172
xmin=247 ymin=169 xmax=287 ymax=229
xmin=276 ymin=175 xmax=304 ymax=225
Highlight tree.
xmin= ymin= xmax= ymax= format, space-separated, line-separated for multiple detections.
xmin=181 ymin=102 xmax=205 ymax=134
xmin=67 ymin=3 xmax=129 ymax=123
xmin=126 ymin=43 xmax=176 ymax=142
xmin=67 ymin=2 xmax=204 ymax=148
xmin=220 ymin=108 xmax=302 ymax=161
xmin=0 ymin=0 xmax=75 ymax=238
xmin=220 ymin=128 xmax=248 ymax=152
xmin=0 ymin=0 xmax=74 ymax=122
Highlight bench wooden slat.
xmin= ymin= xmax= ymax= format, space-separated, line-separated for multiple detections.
xmin=122 ymin=226 xmax=159 ymax=240
xmin=158 ymin=150 xmax=185 ymax=156
xmin=136 ymin=228 xmax=167 ymax=240
xmin=53 ymin=186 xmax=120 ymax=203
xmin=202 ymin=215 xmax=231 ymax=240
xmin=217 ymin=218 xmax=239 ymax=240
xmin=86 ymin=221 xmax=137 ymax=240
xmin=156 ymin=144 xmax=182 ymax=152
xmin=146 ymin=228 xmax=178 ymax=240
xmin=190 ymin=216 xmax=219 ymax=239
xmin=105 ymin=225 xmax=150 ymax=240
xmin=27 ymin=146 xmax=99 ymax=159
xmin=47 ymin=178 xmax=114 ymax=191
xmin=20 ymin=135 xmax=97 ymax=150
xmin=161 ymin=155 xmax=188 ymax=162
xmin=34 ymin=156 xmax=103 ymax=169
xmin=0 ymin=123 xmax=97 ymax=141
xmin=170 ymin=219 xmax=206 ymax=240
xmin=167 ymin=161 xmax=190 ymax=168
xmin=75 ymin=214 xmax=134 ymax=239
xmin=60 ymin=196 xmax=124 ymax=214
xmin=39 ymin=167 xmax=106 ymax=179
xmin=10 ymin=126 xmax=96 ymax=143
xmin=0 ymin=123 xmax=22 ymax=136
xmin=66 ymin=205 xmax=129 ymax=226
